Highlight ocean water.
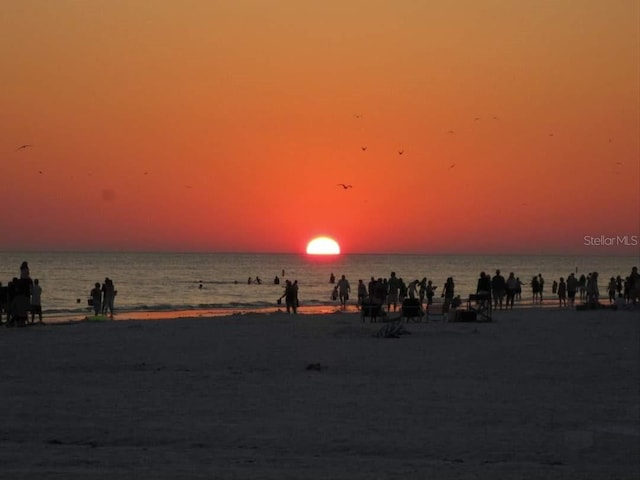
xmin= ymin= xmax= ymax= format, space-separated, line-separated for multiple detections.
xmin=0 ymin=252 xmax=638 ymax=321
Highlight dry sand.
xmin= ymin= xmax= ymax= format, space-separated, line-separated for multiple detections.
xmin=1 ymin=307 xmax=639 ymax=479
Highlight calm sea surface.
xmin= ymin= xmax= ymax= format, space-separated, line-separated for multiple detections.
xmin=1 ymin=252 xmax=638 ymax=321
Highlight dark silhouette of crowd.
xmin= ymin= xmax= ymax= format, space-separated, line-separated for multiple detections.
xmin=326 ymin=265 xmax=640 ymax=318
xmin=1 ymin=261 xmax=40 ymax=327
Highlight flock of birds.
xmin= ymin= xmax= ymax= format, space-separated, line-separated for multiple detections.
xmin=336 ymin=114 xmax=471 ymax=190
xmin=12 ymin=114 xmax=624 ymax=191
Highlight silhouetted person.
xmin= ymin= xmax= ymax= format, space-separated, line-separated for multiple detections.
xmin=607 ymin=277 xmax=617 ymax=303
xmin=425 ymin=280 xmax=436 ymax=306
xmin=102 ymin=277 xmax=116 ymax=318
xmin=387 ymin=272 xmax=400 ymax=312
xmin=357 ymin=279 xmax=367 ymax=309
xmin=491 ymin=269 xmax=506 ymax=309
xmin=336 ymin=275 xmax=351 ymax=309
xmin=90 ymin=282 xmax=102 ymax=316
xmin=578 ymin=274 xmax=587 ymax=301
xmin=531 ymin=276 xmax=540 ymax=304
xmin=30 ymin=279 xmax=43 ymax=323
xmin=586 ymin=272 xmax=599 ymax=305
xmin=442 ymin=277 xmax=455 ymax=311
xmin=558 ymin=277 xmax=567 ymax=307
xmin=566 ymin=273 xmax=578 ymax=307
xmin=505 ymin=272 xmax=517 ymax=309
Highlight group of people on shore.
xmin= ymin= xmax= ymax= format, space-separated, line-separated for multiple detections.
xmin=325 ymin=266 xmax=640 ymax=314
xmin=1 ymin=261 xmax=122 ymax=325
xmin=0 ymin=261 xmax=42 ymax=326
xmin=330 ymin=272 xmax=455 ymax=313
xmin=89 ymin=278 xmax=117 ymax=318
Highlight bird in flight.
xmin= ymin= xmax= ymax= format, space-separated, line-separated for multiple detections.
xmin=337 ymin=184 xmax=353 ymax=189
xmin=447 ymin=130 xmax=456 ymax=134
xmin=449 ymin=163 xmax=456 ymax=169
xmin=361 ymin=146 xmax=367 ymax=151
xmin=16 ymin=144 xmax=32 ymax=151
xmin=398 ymin=150 xmax=404 ymax=155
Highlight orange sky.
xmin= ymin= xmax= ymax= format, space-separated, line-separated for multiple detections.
xmin=1 ymin=0 xmax=639 ymax=254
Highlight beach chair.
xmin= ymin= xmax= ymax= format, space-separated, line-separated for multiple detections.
xmin=361 ymin=301 xmax=383 ymax=323
xmin=400 ymin=298 xmax=423 ymax=322
xmin=467 ymin=293 xmax=492 ymax=322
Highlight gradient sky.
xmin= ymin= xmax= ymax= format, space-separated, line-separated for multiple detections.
xmin=1 ymin=0 xmax=639 ymax=254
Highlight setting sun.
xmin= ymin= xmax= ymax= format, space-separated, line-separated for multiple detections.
xmin=306 ymin=237 xmax=340 ymax=255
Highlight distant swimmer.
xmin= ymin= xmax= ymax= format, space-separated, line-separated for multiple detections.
xmin=16 ymin=144 xmax=32 ymax=151
xmin=337 ymin=184 xmax=352 ymax=189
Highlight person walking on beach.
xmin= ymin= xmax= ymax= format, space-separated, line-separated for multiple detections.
xmin=442 ymin=277 xmax=455 ymax=311
xmin=90 ymin=282 xmax=102 ymax=316
xmin=408 ymin=280 xmax=419 ymax=300
xmin=357 ymin=279 xmax=367 ymax=309
xmin=425 ymin=280 xmax=436 ymax=306
xmin=586 ymin=272 xmax=599 ymax=306
xmin=538 ymin=274 xmax=545 ymax=302
xmin=558 ymin=277 xmax=567 ymax=307
xmin=531 ymin=276 xmax=540 ymax=304
xmin=566 ymin=273 xmax=578 ymax=307
xmin=516 ymin=277 xmax=523 ymax=300
xmin=418 ymin=278 xmax=427 ymax=305
xmin=336 ymin=275 xmax=351 ymax=309
xmin=491 ymin=269 xmax=506 ymax=310
xmin=30 ymin=279 xmax=43 ymax=323
xmin=102 ymin=277 xmax=116 ymax=318
xmin=387 ymin=272 xmax=400 ymax=312
xmin=578 ymin=274 xmax=587 ymax=301
xmin=607 ymin=277 xmax=617 ymax=303
xmin=505 ymin=272 xmax=518 ymax=309
xmin=282 ymin=280 xmax=298 ymax=314
xmin=615 ymin=275 xmax=623 ymax=298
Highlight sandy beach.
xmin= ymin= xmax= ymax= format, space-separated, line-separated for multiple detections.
xmin=1 ymin=307 xmax=638 ymax=479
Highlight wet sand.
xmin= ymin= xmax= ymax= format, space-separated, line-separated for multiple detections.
xmin=1 ymin=307 xmax=638 ymax=479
